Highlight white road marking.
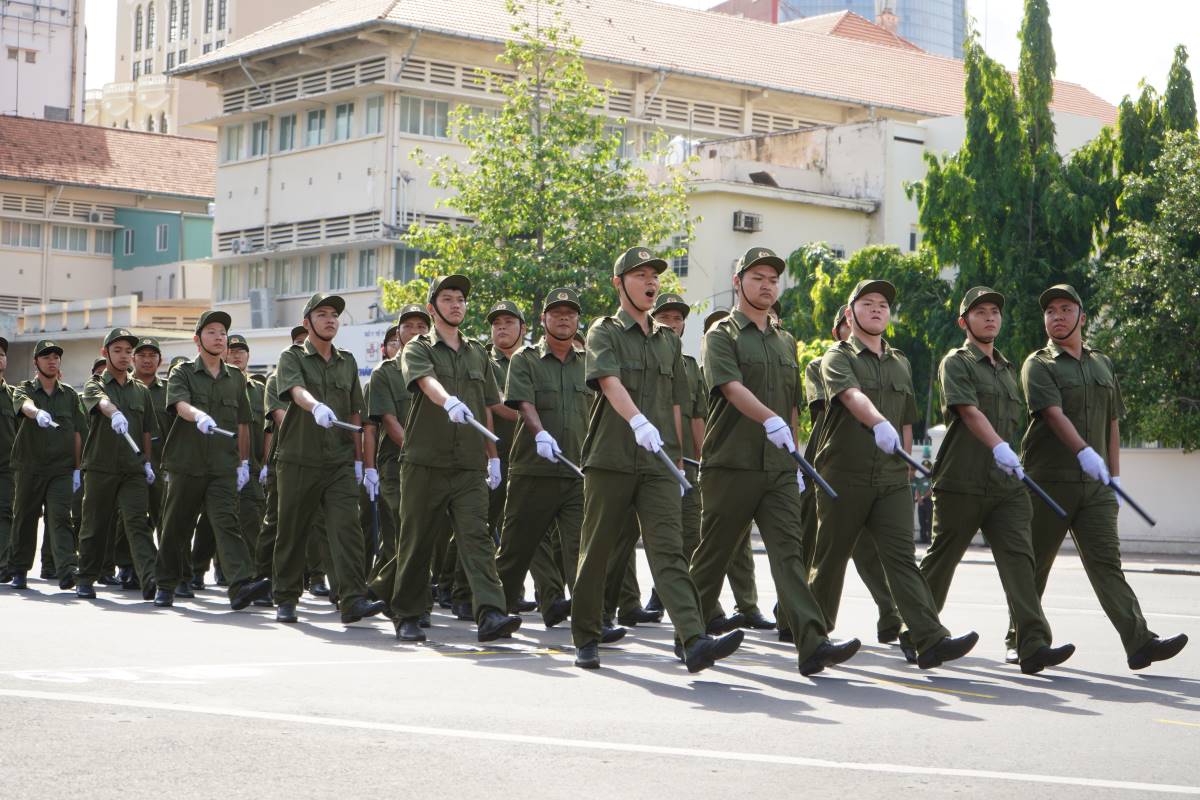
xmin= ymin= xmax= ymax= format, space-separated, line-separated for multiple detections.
xmin=1 ymin=688 xmax=1197 ymax=794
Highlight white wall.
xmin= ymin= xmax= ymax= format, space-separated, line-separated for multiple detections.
xmin=0 ymin=0 xmax=85 ymax=120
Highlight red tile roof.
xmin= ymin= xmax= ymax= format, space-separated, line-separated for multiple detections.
xmin=782 ymin=11 xmax=924 ymax=52
xmin=0 ymin=116 xmax=216 ymax=199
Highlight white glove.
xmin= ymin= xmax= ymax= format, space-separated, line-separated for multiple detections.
xmin=443 ymin=395 xmax=473 ymax=424
xmin=629 ymin=413 xmax=663 ymax=453
xmin=763 ymin=415 xmax=796 ymax=453
xmin=194 ymin=412 xmax=216 ymax=435
xmin=796 ymin=468 xmax=806 ymax=492
xmin=534 ymin=430 xmax=561 ymax=463
xmin=311 ymin=403 xmax=336 ymax=429
xmin=144 ymin=462 xmax=155 ymax=485
xmin=354 ymin=460 xmax=364 ymax=484
xmin=872 ymin=420 xmax=901 ymax=455
xmin=992 ymin=442 xmax=1024 ymax=479
xmin=1110 ymin=475 xmax=1122 ymax=508
xmin=363 ymin=467 xmax=380 ymax=500
xmin=34 ymin=409 xmax=54 ymax=428
xmin=1076 ymin=446 xmax=1110 ymax=484
xmin=258 ymin=464 xmax=268 ymax=485
xmin=236 ymin=460 xmax=250 ymax=491
xmin=486 ymin=457 xmax=502 ymax=490
xmin=72 ymin=469 xmax=81 ymax=493
xmin=110 ymin=411 xmax=129 ymax=435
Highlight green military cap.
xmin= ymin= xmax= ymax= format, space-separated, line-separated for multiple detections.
xmin=612 ymin=246 xmax=667 ymax=276
xmin=398 ymin=303 xmax=431 ymax=325
xmin=960 ymin=286 xmax=1005 ymax=316
xmin=734 ymin=246 xmax=786 ymax=276
xmin=428 ymin=274 xmax=471 ymax=303
xmin=543 ymin=287 xmax=582 ymax=314
xmin=1039 ymin=283 xmax=1082 ymax=310
xmin=848 ymin=278 xmax=896 ymax=306
xmin=134 ymin=336 xmax=161 ymax=354
xmin=195 ymin=309 xmax=232 ymax=334
xmin=103 ymin=327 xmax=139 ymax=349
xmin=34 ymin=339 xmax=63 ymax=357
xmin=0 ymin=336 xmax=7 ymax=353
xmin=168 ymin=355 xmax=190 ymax=373
xmin=92 ymin=357 xmax=108 ymax=371
xmin=832 ymin=304 xmax=849 ymax=332
xmin=653 ymin=292 xmax=690 ymax=318
xmin=227 ymin=333 xmax=250 ymax=351
xmin=302 ymin=292 xmax=345 ymax=317
xmin=289 ymin=324 xmax=308 ymax=341
xmin=703 ymin=308 xmax=730 ymax=332
xmin=486 ymin=299 xmax=525 ymax=324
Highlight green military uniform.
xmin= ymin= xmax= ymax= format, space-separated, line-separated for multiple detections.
xmin=809 ymin=281 xmax=950 ymax=656
xmin=494 ymin=288 xmax=590 ymax=620
xmin=571 ymin=249 xmax=705 ymax=650
xmin=138 ymin=339 xmax=170 ymax=535
xmin=231 ymin=336 xmax=267 ymax=557
xmin=0 ymin=338 xmax=18 ymax=578
xmin=8 ymin=340 xmax=85 ymax=584
xmin=365 ymin=332 xmax=410 ymax=582
xmin=1011 ymin=285 xmax=1154 ymax=658
xmin=155 ymin=312 xmax=260 ymax=601
xmin=273 ymin=294 xmax=371 ymax=611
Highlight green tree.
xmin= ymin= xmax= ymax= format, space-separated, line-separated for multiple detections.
xmin=379 ymin=0 xmax=694 ymax=334
xmin=1163 ymin=45 xmax=1198 ymax=133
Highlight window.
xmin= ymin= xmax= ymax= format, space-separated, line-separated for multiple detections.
xmin=214 ymin=39 xmax=224 ymax=49
xmin=364 ymin=95 xmax=384 ymax=135
xmin=332 ymin=102 xmax=354 ymax=142
xmin=52 ymin=225 xmax=88 ymax=252
xmin=168 ymin=0 xmax=178 ymax=41
xmin=134 ymin=6 xmax=143 ymax=50
xmin=670 ymin=235 xmax=689 ymax=278
xmin=457 ymin=106 xmax=497 ymax=141
xmin=271 ymin=259 xmax=292 ymax=294
xmin=94 ymin=229 xmax=115 ymax=255
xmin=328 ymin=252 xmax=347 ymax=289
xmin=277 ymin=113 xmax=296 ymax=152
xmin=123 ymin=229 xmax=135 ymax=255
xmin=154 ymin=224 xmax=168 ymax=251
xmin=144 ymin=58 xmax=152 ymax=74
xmin=357 ymin=249 xmax=377 ymax=287
xmin=180 ymin=0 xmax=189 ymax=36
xmin=160 ymin=112 xmax=168 ymax=133
xmin=305 ymin=109 xmax=325 ymax=147
xmin=2 ymin=221 xmax=42 ymax=249
xmin=219 ymin=264 xmax=240 ymax=301
xmin=247 ymin=261 xmax=265 ymax=291
xmin=146 ymin=115 xmax=156 ymax=132
xmin=300 ymin=256 xmax=319 ymax=293
xmin=203 ymin=0 xmax=212 ymax=32
xmin=202 ymin=43 xmax=211 ymax=54
xmin=394 ymin=246 xmax=426 ymax=283
xmin=145 ymin=3 xmax=156 ymax=48
xmin=177 ymin=49 xmax=187 ymax=64
xmin=399 ymin=96 xmax=448 ymax=138
xmin=132 ymin=61 xmax=142 ymax=80
xmin=166 ymin=51 xmax=175 ymax=70
xmin=24 ymin=50 xmax=36 ymax=64
xmin=6 ymin=48 xmax=17 ymax=60
xmin=217 ymin=0 xmax=226 ymax=29
xmin=250 ymin=120 xmax=268 ymax=156
xmin=222 ymin=124 xmax=243 ymax=162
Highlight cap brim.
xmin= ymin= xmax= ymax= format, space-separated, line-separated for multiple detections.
xmin=197 ymin=311 xmax=232 ymax=332
xmin=653 ymin=301 xmax=690 ymax=318
xmin=134 ymin=343 xmax=161 ymax=353
xmin=290 ymin=326 xmax=307 ymax=339
xmin=398 ymin=309 xmax=431 ymax=324
xmin=384 ymin=325 xmax=400 ymax=341
xmin=543 ymin=299 xmax=581 ymax=313
xmin=36 ymin=346 xmax=64 ymax=357
xmin=311 ymin=296 xmax=346 ymax=315
xmin=433 ymin=276 xmax=472 ymax=300
xmin=620 ymin=258 xmax=668 ymax=276
xmin=963 ymin=291 xmax=1005 ymax=314
xmin=108 ymin=335 xmax=140 ymax=349
xmin=739 ymin=255 xmax=786 ymax=275
xmin=486 ymin=309 xmax=523 ymax=324
xmin=851 ymin=280 xmax=896 ymax=305
xmin=1039 ymin=288 xmax=1078 ymax=310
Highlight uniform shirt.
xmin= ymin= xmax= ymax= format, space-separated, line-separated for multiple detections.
xmin=679 ymin=354 xmax=706 ymax=461
xmin=801 ymin=358 xmax=826 ymax=463
xmin=581 ymin=308 xmax=688 ymax=473
xmin=932 ymin=341 xmax=1024 ymax=495
xmin=504 ymin=338 xmax=590 ymax=479
xmin=81 ymin=369 xmax=158 ymax=475
xmin=162 ymin=356 xmax=252 ymax=477
xmin=489 ymin=348 xmax=518 ymax=461
xmin=0 ymin=380 xmax=16 ymax=473
xmin=244 ymin=375 xmax=266 ymax=470
xmin=815 ymin=335 xmax=918 ymax=487
xmin=701 ymin=310 xmax=801 ymax=472
xmin=401 ymin=327 xmax=500 ymax=471
xmin=1020 ymin=340 xmax=1125 ymax=483
xmin=136 ymin=375 xmax=169 ymax=468
xmin=11 ymin=378 xmax=86 ymax=476
xmin=367 ymin=356 xmax=411 ymax=465
xmin=274 ymin=340 xmax=365 ymax=467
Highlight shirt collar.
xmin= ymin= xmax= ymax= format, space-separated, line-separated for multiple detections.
xmin=848 ymin=334 xmax=891 ymax=358
xmin=1046 ymin=339 xmax=1092 ymax=360
xmin=963 ymin=340 xmax=1010 ymax=367
xmin=101 ymin=367 xmax=127 ymax=386
xmin=536 ymin=337 xmax=578 ymax=361
xmin=616 ymin=307 xmax=670 ymax=337
xmin=729 ymin=309 xmax=778 ymax=334
xmin=302 ymin=338 xmax=344 ymax=362
xmin=33 ymin=377 xmax=63 ymax=396
xmin=191 ymin=354 xmax=234 ymax=378
xmin=427 ymin=325 xmax=467 ymax=350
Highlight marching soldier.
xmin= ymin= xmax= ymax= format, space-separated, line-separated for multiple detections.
xmin=1012 ymin=284 xmax=1186 ymax=670
xmin=571 ymin=246 xmax=743 ymax=671
xmin=362 ymin=316 xmax=406 ymax=581
xmin=226 ymin=334 xmax=267 ymax=558
xmin=808 ymin=279 xmax=978 ymax=668
xmin=75 ymin=328 xmax=160 ymax=600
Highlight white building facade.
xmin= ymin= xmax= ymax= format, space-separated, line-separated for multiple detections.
xmin=1 ymin=0 xmax=86 ymax=121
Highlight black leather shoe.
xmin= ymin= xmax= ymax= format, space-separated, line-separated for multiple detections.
xmin=901 ymin=645 xmax=918 ymax=664
xmin=419 ymin=612 xmax=432 ymax=628
xmin=340 ymin=597 xmax=387 ymax=624
xmin=684 ymin=630 xmax=744 ymax=673
xmin=58 ymin=571 xmax=77 ymax=590
xmin=230 ymin=578 xmax=271 ymax=611
xmin=0 ymin=567 xmax=13 ymax=584
xmin=600 ymin=625 xmax=627 ymax=644
xmin=543 ymin=598 xmax=571 ymax=628
xmin=477 ymin=610 xmax=522 ymax=642
xmin=75 ymin=581 xmax=96 ymax=599
xmin=396 ymin=617 xmax=426 ymax=642
xmin=141 ymin=579 xmax=157 ymax=602
xmin=1020 ymin=643 xmax=1076 ymax=675
xmin=97 ymin=572 xmax=122 ymax=587
xmin=918 ymin=631 xmax=980 ymax=669
xmin=153 ymin=588 xmax=174 ymax=607
xmin=673 ymin=640 xmax=684 ymax=662
xmin=174 ymin=582 xmax=195 ymax=598
xmin=778 ymin=627 xmax=794 ymax=643
xmin=1128 ymin=634 xmax=1188 ymax=670
xmin=189 ymin=574 xmax=205 ymax=591
xmin=10 ymin=571 xmax=28 ymax=590
xmin=117 ymin=566 xmax=134 ymax=587
xmin=878 ymin=625 xmax=901 ymax=644
xmin=618 ymin=605 xmax=662 ymax=626
xmin=799 ymin=638 xmax=861 ymax=676
xmin=738 ymin=609 xmax=777 ymax=630
xmin=574 ymin=641 xmax=600 ymax=669
xmin=436 ymin=584 xmax=453 ymax=609
xmin=706 ymin=614 xmax=734 ymax=635
xmin=452 ymin=602 xmax=474 ymax=621
xmin=644 ymin=589 xmax=663 ymax=614
xmin=276 ymin=602 xmax=298 ymax=623
xmin=252 ymin=593 xmax=274 ymax=607
xmin=516 ymin=597 xmax=538 ymax=613
xmin=308 ymin=578 xmax=329 ymax=597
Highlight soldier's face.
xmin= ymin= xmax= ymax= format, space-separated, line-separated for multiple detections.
xmin=106 ymin=340 xmax=134 ymax=373
xmin=399 ymin=318 xmax=428 ymax=346
xmin=490 ymin=314 xmax=523 ymax=350
xmin=615 ymin=266 xmax=659 ymax=307
xmin=35 ymin=353 xmax=60 ymax=378
xmin=852 ymin=293 xmax=890 ymax=335
xmin=962 ymin=302 xmax=1002 ymax=342
xmin=307 ymin=306 xmax=341 ymax=340
xmin=0 ymin=348 xmax=6 ymax=374
xmin=1044 ymin=299 xmax=1083 ymax=339
xmin=383 ymin=335 xmax=401 ymax=360
xmin=653 ymin=309 xmax=685 ymax=338
xmin=737 ymin=265 xmax=780 ymax=308
xmin=133 ymin=348 xmax=161 ymax=376
xmin=291 ymin=333 xmax=308 ymax=347
xmin=543 ymin=306 xmax=579 ymax=340
xmin=196 ymin=324 xmax=227 ymax=355
xmin=432 ymin=290 xmax=466 ymax=326
xmin=226 ymin=347 xmax=249 ymax=370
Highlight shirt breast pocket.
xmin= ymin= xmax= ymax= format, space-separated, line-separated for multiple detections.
xmin=1057 ymin=372 xmax=1085 ymax=419
xmin=219 ymin=396 xmax=239 ymax=427
xmin=884 ymin=379 xmax=913 ymax=425
xmin=535 ymin=382 xmax=559 ymax=411
xmin=621 ymin=360 xmax=645 ymax=392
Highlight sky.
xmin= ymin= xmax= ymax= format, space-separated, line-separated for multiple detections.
xmin=85 ymin=0 xmax=1200 ymax=106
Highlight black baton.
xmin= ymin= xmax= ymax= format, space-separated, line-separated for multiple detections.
xmin=331 ymin=420 xmax=364 ymax=434
xmin=1109 ymin=480 xmax=1156 ymax=527
xmin=370 ymin=496 xmax=381 ymax=557
xmin=789 ymin=450 xmax=838 ymax=500
xmin=1020 ymin=474 xmax=1068 ymax=519
xmin=894 ymin=447 xmax=932 ymax=477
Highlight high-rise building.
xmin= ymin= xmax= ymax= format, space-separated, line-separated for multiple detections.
xmin=1 ymin=0 xmax=87 ymax=121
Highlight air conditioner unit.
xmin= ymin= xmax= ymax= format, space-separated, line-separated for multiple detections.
xmin=248 ymin=288 xmax=277 ymax=329
xmin=87 ymin=211 xmax=103 ymax=223
xmin=232 ymin=237 xmax=253 ymax=254
xmin=732 ymin=211 xmax=763 ymax=233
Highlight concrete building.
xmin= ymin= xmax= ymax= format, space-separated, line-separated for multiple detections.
xmin=84 ymin=0 xmax=326 ymax=138
xmin=1 ymin=0 xmax=86 ymax=121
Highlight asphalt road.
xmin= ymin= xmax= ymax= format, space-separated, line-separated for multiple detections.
xmin=1 ymin=546 xmax=1197 ymax=798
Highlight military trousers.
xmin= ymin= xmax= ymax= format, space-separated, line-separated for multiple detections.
xmin=1007 ymin=480 xmax=1154 ymax=657
xmin=274 ymin=461 xmax=366 ymax=607
xmin=530 ymin=526 xmax=568 ymax=606
xmin=495 ymin=474 xmax=583 ymax=615
xmin=691 ymin=468 xmax=829 ymax=662
xmin=0 ymin=470 xmax=14 ymax=570
xmin=9 ymin=471 xmax=76 ymax=579
xmin=572 ymin=468 xmax=704 ymax=648
xmin=156 ymin=473 xmax=255 ymax=597
xmin=810 ymin=481 xmax=948 ymax=654
xmin=238 ymin=480 xmax=265 ymax=558
xmin=370 ymin=460 xmax=403 ymax=584
xmin=257 ymin=464 xmax=328 ymax=585
xmin=78 ymin=471 xmax=157 ymax=587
